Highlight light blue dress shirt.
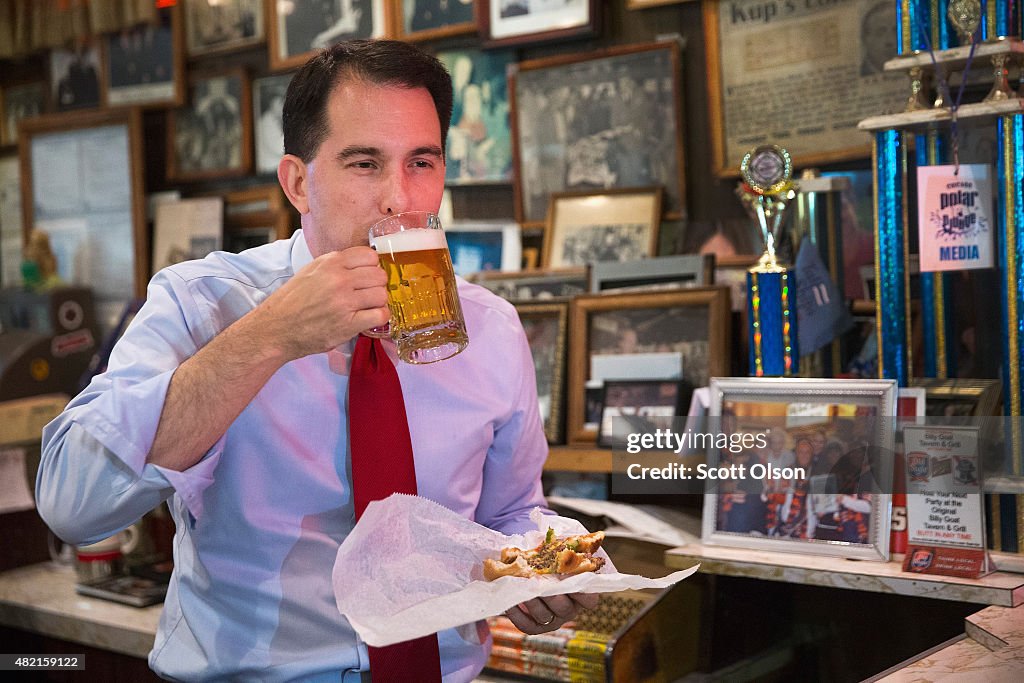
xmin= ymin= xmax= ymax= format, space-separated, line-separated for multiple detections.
xmin=36 ymin=231 xmax=549 ymax=682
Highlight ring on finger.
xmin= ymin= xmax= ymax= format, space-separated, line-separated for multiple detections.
xmin=539 ymin=615 xmax=555 ymax=626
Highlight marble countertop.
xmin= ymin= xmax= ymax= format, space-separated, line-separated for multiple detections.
xmin=0 ymin=562 xmax=159 ymax=658
xmin=664 ymin=543 xmax=1024 ymax=607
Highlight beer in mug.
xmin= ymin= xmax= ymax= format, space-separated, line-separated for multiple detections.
xmin=369 ymin=211 xmax=469 ymax=364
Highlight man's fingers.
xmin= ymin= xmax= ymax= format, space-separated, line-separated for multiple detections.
xmin=570 ymin=592 xmax=600 ymax=611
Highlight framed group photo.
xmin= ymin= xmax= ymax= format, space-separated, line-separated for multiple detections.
xmin=567 ymin=287 xmax=731 ymax=444
xmin=268 ymin=0 xmax=390 ymax=71
xmin=515 ymin=301 xmax=570 ymax=444
xmin=701 ymin=377 xmax=897 ymax=561
xmin=184 ymin=0 xmax=265 ymax=57
xmin=510 ymin=41 xmax=686 ymax=227
xmin=479 ymin=0 xmax=599 ymax=48
xmin=167 ymin=69 xmax=253 ymax=181
xmin=544 ymin=187 xmax=662 ymax=268
xmin=472 ymin=266 xmax=589 ymax=301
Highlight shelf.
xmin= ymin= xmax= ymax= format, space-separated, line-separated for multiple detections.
xmin=544 ymin=446 xmax=611 ymax=472
xmin=664 ymin=543 xmax=1024 ymax=607
xmin=858 ymin=98 xmax=1024 ymax=132
xmin=884 ymin=38 xmax=1024 ymax=73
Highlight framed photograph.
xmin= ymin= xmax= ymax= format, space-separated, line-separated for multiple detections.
xmin=396 ymin=0 xmax=477 ymax=42
xmin=436 ymin=48 xmax=514 ymax=185
xmin=510 ymin=41 xmax=686 ymax=228
xmin=203 ymin=184 xmax=296 ymax=252
xmin=567 ymin=288 xmax=731 ymax=444
xmin=167 ymin=69 xmax=253 ymax=182
xmin=545 ymin=188 xmax=662 ymax=268
xmin=268 ymin=0 xmax=390 ymax=72
xmin=516 ymin=301 xmax=570 ymax=444
xmin=1 ymin=83 xmax=47 ymax=147
xmin=701 ymin=377 xmax=897 ymax=561
xmin=184 ymin=0 xmax=265 ymax=57
xmin=19 ymin=109 xmax=149 ymax=329
xmin=911 ymin=379 xmax=1002 ymax=418
xmin=102 ymin=7 xmax=185 ymax=108
xmin=704 ymin=0 xmax=905 ymax=176
xmin=51 ymin=45 xmax=102 ymax=112
xmin=471 ymin=266 xmax=588 ymax=301
xmin=445 ymin=221 xmax=521 ymax=277
xmin=598 ymin=379 xmax=687 ymax=449
xmin=152 ymin=197 xmax=224 ymax=274
xmin=253 ymin=73 xmax=292 ymax=175
xmin=479 ymin=0 xmax=599 ymax=48
xmin=590 ymin=254 xmax=714 ymax=293
xmin=897 ymin=387 xmax=926 ymax=419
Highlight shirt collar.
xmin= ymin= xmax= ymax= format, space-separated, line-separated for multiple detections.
xmin=290 ymin=229 xmax=314 ymax=274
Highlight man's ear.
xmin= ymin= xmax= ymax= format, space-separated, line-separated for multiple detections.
xmin=278 ymin=154 xmax=310 ymax=214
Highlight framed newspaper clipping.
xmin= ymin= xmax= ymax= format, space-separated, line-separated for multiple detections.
xmin=703 ymin=0 xmax=904 ymax=176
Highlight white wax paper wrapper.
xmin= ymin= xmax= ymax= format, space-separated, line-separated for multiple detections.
xmin=332 ymin=494 xmax=699 ymax=647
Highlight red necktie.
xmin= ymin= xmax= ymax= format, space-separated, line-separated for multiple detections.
xmin=349 ymin=335 xmax=443 ymax=682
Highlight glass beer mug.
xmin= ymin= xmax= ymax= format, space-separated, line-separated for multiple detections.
xmin=368 ymin=211 xmax=469 ymax=364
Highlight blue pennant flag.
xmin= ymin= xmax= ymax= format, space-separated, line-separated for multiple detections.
xmin=795 ymin=240 xmax=853 ymax=355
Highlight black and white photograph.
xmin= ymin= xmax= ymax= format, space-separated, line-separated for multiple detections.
xmin=512 ymin=42 xmax=684 ymax=225
xmin=481 ymin=0 xmax=597 ymax=47
xmin=269 ymin=0 xmax=387 ymax=71
xmin=51 ymin=45 xmax=102 ymax=112
xmin=253 ymin=74 xmax=291 ymax=175
xmin=1 ymin=82 xmax=46 ymax=146
xmin=472 ymin=267 xmax=588 ymax=301
xmin=398 ymin=0 xmax=476 ymax=41
xmin=545 ymin=188 xmax=662 ymax=268
xmin=184 ymin=0 xmax=264 ymax=56
xmin=103 ymin=8 xmax=183 ymax=108
xmin=168 ymin=71 xmax=252 ymax=181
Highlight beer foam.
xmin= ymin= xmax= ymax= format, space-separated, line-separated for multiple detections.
xmin=374 ymin=228 xmax=447 ymax=253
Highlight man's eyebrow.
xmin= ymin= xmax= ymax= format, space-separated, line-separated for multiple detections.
xmin=410 ymin=145 xmax=444 ymax=158
xmin=336 ymin=146 xmax=382 ymax=161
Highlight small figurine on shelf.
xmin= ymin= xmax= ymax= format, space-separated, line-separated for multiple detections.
xmin=20 ymin=228 xmax=63 ymax=291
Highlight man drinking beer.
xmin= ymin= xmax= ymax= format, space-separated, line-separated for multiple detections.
xmin=37 ymin=39 xmax=596 ymax=681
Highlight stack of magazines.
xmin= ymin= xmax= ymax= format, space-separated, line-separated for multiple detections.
xmin=484 ymin=615 xmax=610 ymax=681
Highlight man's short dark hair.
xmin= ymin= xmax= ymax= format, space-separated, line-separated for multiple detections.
xmin=282 ymin=39 xmax=453 ymax=162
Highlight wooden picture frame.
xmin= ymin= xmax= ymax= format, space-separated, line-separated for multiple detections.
xmin=223 ymin=184 xmax=295 ymax=242
xmin=701 ymin=377 xmax=897 ymax=561
xmin=544 ymin=188 xmax=662 ymax=269
xmin=183 ymin=0 xmax=265 ymax=57
xmin=567 ymin=287 xmax=731 ymax=444
xmin=395 ymin=0 xmax=477 ymax=42
xmin=703 ymin=0 xmax=905 ymax=177
xmin=515 ymin=300 xmax=570 ymax=444
xmin=510 ymin=41 xmax=686 ymax=228
xmin=1 ymin=82 xmax=47 ymax=148
xmin=471 ymin=266 xmax=588 ymax=301
xmin=19 ymin=109 xmax=149 ymax=321
xmin=590 ymin=254 xmax=714 ymax=293
xmin=436 ymin=48 xmax=515 ymax=186
xmin=479 ymin=0 xmax=599 ymax=48
xmin=102 ymin=5 xmax=185 ymax=109
xmin=167 ymin=69 xmax=253 ymax=182
xmin=267 ymin=0 xmax=391 ymax=72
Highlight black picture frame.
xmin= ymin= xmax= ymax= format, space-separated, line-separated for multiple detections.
xmin=597 ymin=379 xmax=687 ymax=449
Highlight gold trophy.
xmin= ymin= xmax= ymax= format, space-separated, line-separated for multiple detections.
xmin=737 ymin=145 xmax=799 ymax=376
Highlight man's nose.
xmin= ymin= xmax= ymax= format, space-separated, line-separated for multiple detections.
xmin=379 ymin=169 xmax=412 ymax=215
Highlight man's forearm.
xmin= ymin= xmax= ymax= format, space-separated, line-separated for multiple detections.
xmin=147 ymin=311 xmax=289 ymax=472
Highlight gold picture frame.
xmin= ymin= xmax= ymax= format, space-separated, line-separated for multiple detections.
xmin=544 ymin=187 xmax=663 ymax=269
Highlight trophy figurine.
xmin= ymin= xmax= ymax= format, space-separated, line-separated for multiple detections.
xmin=737 ymin=145 xmax=799 ymax=377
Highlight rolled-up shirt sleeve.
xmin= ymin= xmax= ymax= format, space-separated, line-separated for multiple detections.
xmin=36 ymin=269 xmax=226 ymax=545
